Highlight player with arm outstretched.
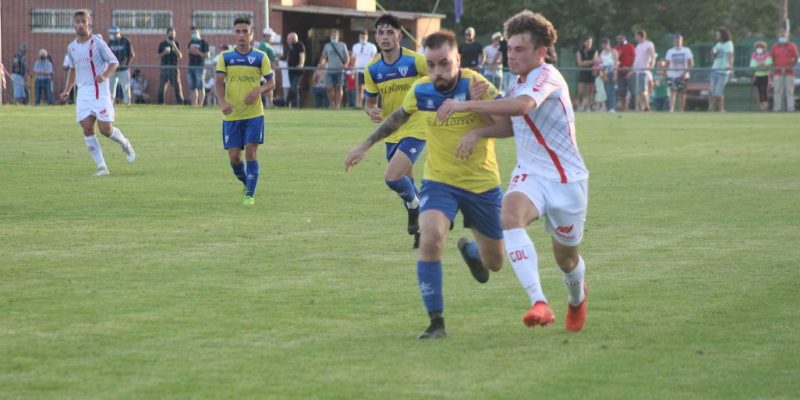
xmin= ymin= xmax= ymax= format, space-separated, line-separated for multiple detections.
xmin=437 ymin=10 xmax=590 ymax=333
xmin=214 ymin=17 xmax=275 ymax=206
xmin=346 ymin=30 xmax=506 ymax=340
xmin=60 ymin=10 xmax=135 ymax=176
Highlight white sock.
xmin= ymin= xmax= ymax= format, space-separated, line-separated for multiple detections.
xmin=109 ymin=127 xmax=127 ymax=145
xmin=562 ymin=256 xmax=586 ymax=306
xmin=84 ymin=135 xmax=106 ymax=168
xmin=406 ymin=196 xmax=420 ymax=209
xmin=504 ymin=228 xmax=546 ymax=305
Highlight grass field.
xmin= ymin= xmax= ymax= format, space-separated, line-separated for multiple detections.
xmin=1 ymin=106 xmax=798 ymax=399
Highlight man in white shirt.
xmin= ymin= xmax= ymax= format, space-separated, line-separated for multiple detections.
xmin=59 ymin=10 xmax=135 ymax=176
xmin=482 ymin=32 xmax=503 ymax=89
xmin=351 ymin=30 xmax=377 ymax=107
xmin=436 ymin=10 xmax=590 ymax=333
xmin=632 ymin=30 xmax=655 ymax=111
xmin=664 ymin=33 xmax=694 ymax=112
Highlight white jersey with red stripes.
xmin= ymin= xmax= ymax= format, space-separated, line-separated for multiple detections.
xmin=65 ymin=34 xmax=118 ymax=100
xmin=508 ymin=64 xmax=588 ymax=183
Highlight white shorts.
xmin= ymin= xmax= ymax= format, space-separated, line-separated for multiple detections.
xmin=505 ymin=167 xmax=588 ymax=246
xmin=76 ymin=95 xmax=115 ymax=123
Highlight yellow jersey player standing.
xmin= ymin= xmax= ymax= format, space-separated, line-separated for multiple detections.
xmin=358 ymin=14 xmax=428 ymax=248
xmin=346 ymin=30 xmax=507 ymax=339
xmin=214 ymin=17 xmax=275 ymax=205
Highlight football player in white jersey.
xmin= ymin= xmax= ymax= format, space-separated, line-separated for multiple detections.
xmin=60 ymin=10 xmax=135 ymax=176
xmin=436 ymin=10 xmax=590 ymax=333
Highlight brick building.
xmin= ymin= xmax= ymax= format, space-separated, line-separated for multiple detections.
xmin=0 ymin=0 xmax=443 ymax=104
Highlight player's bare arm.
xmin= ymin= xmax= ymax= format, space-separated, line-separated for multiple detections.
xmin=345 ymin=108 xmax=411 ymax=171
xmin=364 ymin=96 xmax=383 ymax=123
xmin=438 ymin=95 xmax=537 ymax=121
xmin=214 ymin=71 xmax=232 ymax=115
xmin=244 ymin=77 xmax=275 ymax=105
xmin=456 ymin=116 xmax=513 ymax=160
xmin=60 ymin=68 xmax=76 ymax=101
xmin=96 ymin=63 xmax=118 ymax=83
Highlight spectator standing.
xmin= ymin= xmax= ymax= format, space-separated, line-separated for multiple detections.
xmin=285 ymin=32 xmax=305 ymax=108
xmin=259 ymin=28 xmax=279 ymax=107
xmin=33 ymin=49 xmax=54 ymax=105
xmin=750 ymin=41 xmax=772 ymax=111
xmin=576 ymin=36 xmax=597 ymax=111
xmin=157 ymin=27 xmax=186 ymax=105
xmin=652 ymin=59 xmax=670 ymax=111
xmin=345 ymin=58 xmax=357 ymax=108
xmin=318 ymin=30 xmax=349 ymax=109
xmin=709 ymin=27 xmax=734 ymax=112
xmin=351 ymin=30 xmax=378 ymax=107
xmin=11 ymin=43 xmax=28 ymax=104
xmin=598 ymin=38 xmax=618 ymax=112
xmin=664 ymin=33 xmax=694 ymax=112
xmin=498 ymin=36 xmax=511 ymax=92
xmin=107 ymin=25 xmax=135 ymax=105
xmin=770 ymin=28 xmax=798 ymax=112
xmin=188 ymin=27 xmax=210 ymax=106
xmin=459 ymin=27 xmax=484 ymax=70
xmin=615 ymin=34 xmax=636 ymax=111
xmin=311 ymin=66 xmax=329 ymax=108
xmin=633 ymin=30 xmax=655 ymax=111
xmin=482 ymin=32 xmax=503 ymax=89
xmin=130 ymin=69 xmax=149 ymax=104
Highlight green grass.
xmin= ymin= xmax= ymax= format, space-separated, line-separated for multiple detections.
xmin=1 ymin=106 xmax=798 ymax=399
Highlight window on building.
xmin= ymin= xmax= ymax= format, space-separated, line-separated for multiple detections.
xmin=32 ymin=9 xmax=86 ymax=33
xmin=112 ymin=10 xmax=173 ymax=34
xmin=192 ymin=11 xmax=255 ymax=33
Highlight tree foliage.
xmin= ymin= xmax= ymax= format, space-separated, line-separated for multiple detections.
xmin=381 ymin=0 xmax=779 ymax=48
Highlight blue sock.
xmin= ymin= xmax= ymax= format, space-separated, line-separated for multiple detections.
xmin=245 ymin=160 xmax=259 ymax=197
xmin=466 ymin=241 xmax=480 ymax=260
xmin=386 ymin=177 xmax=417 ymax=204
xmin=231 ymin=161 xmax=246 ymax=185
xmin=417 ymin=260 xmax=443 ymax=313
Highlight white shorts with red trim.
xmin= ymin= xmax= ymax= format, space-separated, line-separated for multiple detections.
xmin=76 ymin=95 xmax=115 ymax=123
xmin=505 ymin=166 xmax=588 ymax=246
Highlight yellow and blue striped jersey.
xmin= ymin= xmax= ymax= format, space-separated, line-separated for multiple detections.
xmin=216 ymin=48 xmax=273 ymax=121
xmin=401 ymin=69 xmax=502 ymax=193
xmin=364 ymin=48 xmax=427 ymax=143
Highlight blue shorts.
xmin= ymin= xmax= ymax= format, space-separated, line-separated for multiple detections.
xmin=222 ymin=116 xmax=264 ymax=149
xmin=326 ymin=71 xmax=344 ymax=87
xmin=188 ymin=67 xmax=205 ymax=90
xmin=709 ymin=71 xmax=730 ymax=96
xmin=420 ymin=180 xmax=503 ymax=240
xmin=385 ymin=137 xmax=426 ymax=163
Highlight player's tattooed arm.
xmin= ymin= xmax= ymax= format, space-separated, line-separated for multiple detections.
xmin=345 ymin=108 xmax=410 ymax=172
xmin=365 ymin=108 xmax=411 ymax=146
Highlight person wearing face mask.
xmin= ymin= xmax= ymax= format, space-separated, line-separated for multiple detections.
xmin=33 ymin=49 xmax=54 ymax=105
xmin=351 ymin=30 xmax=377 ymax=107
xmin=157 ymin=27 xmax=186 ymax=105
xmin=318 ymin=30 xmax=350 ymax=109
xmin=107 ymin=25 xmax=135 ymax=105
xmin=750 ymin=41 xmax=772 ymax=111
xmin=770 ymin=28 xmax=798 ymax=112
xmin=187 ymin=27 xmax=210 ymax=106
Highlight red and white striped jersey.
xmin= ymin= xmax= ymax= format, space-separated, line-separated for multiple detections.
xmin=508 ymin=64 xmax=588 ymax=183
xmin=65 ymin=35 xmax=118 ymax=100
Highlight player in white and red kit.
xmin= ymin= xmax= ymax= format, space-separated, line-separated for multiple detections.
xmin=60 ymin=10 xmax=135 ymax=176
xmin=436 ymin=10 xmax=589 ymax=332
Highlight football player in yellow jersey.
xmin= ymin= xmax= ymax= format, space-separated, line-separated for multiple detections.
xmin=359 ymin=14 xmax=428 ymax=248
xmin=346 ymin=30 xmax=507 ymax=339
xmin=214 ymin=17 xmax=274 ymax=205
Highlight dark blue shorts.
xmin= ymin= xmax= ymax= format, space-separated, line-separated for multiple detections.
xmin=385 ymin=137 xmax=426 ymax=163
xmin=222 ymin=116 xmax=264 ymax=149
xmin=420 ymin=180 xmax=503 ymax=240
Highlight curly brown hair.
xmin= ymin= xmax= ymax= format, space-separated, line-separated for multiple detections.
xmin=503 ymin=10 xmax=558 ymax=48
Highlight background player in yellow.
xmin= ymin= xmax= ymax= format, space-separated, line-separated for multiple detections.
xmin=346 ymin=30 xmax=506 ymax=339
xmin=358 ymin=14 xmax=428 ymax=248
xmin=214 ymin=17 xmax=274 ymax=205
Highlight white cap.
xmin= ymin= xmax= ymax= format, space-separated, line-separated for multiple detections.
xmin=263 ymin=27 xmax=275 ymax=36
xmin=491 ymin=32 xmax=503 ymax=41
